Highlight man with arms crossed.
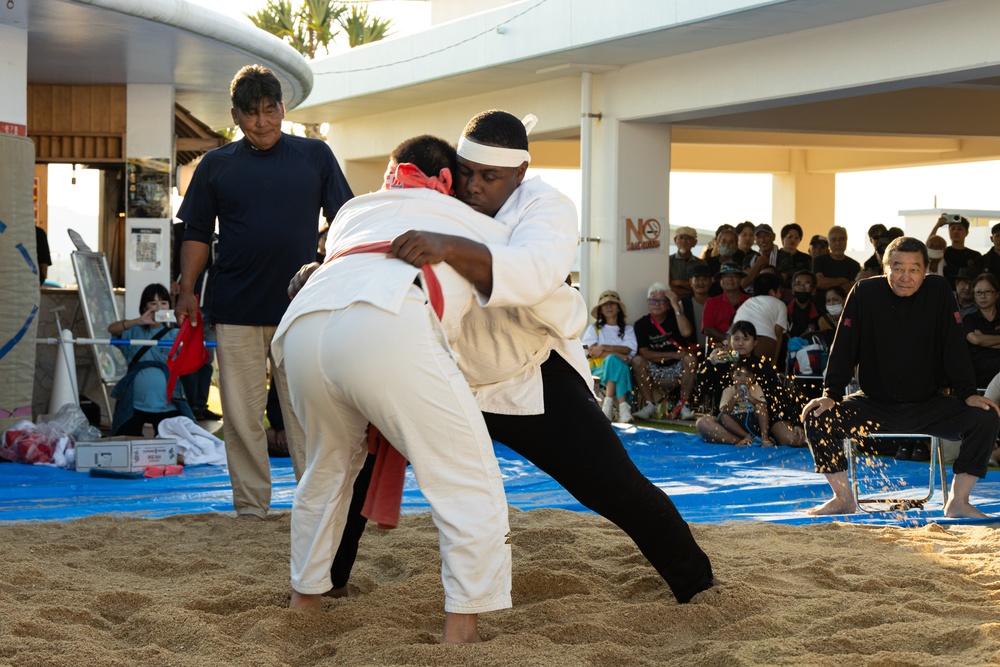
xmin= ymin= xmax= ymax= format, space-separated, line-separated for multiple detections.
xmin=801 ymin=236 xmax=999 ymax=518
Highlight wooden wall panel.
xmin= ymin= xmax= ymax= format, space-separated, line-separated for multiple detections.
xmin=28 ymin=84 xmax=127 ymax=163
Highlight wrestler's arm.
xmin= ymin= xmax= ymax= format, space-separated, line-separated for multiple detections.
xmin=391 ymin=231 xmax=494 ymax=295
xmin=390 ymin=189 xmax=577 ymax=307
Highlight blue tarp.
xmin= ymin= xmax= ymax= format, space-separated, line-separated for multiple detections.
xmin=2 ymin=426 xmax=999 ymax=526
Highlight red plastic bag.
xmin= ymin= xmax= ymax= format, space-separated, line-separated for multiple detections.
xmin=1 ymin=420 xmax=56 ymax=464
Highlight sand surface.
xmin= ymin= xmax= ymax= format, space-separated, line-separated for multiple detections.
xmin=2 ymin=508 xmax=1000 ymax=666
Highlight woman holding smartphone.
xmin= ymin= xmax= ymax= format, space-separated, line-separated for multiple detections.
xmin=108 ymin=283 xmax=195 ymax=435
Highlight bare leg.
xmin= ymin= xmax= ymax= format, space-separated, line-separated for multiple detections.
xmin=441 ymin=612 xmax=481 ymax=644
xmin=944 ymin=472 xmax=989 ymax=518
xmin=679 ymin=352 xmax=697 ymax=403
xmin=771 ymin=421 xmax=805 ymax=447
xmin=807 ymin=471 xmax=858 ymax=515
xmin=606 ymin=379 xmax=618 ymax=401
xmin=630 ymin=356 xmax=656 ymax=406
xmin=290 ymin=590 xmax=323 ymax=609
xmin=696 ymin=415 xmax=744 ymax=445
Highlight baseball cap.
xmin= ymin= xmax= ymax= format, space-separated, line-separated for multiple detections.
xmin=674 ymin=226 xmax=697 ymax=239
xmin=810 ymin=234 xmax=829 ymax=247
xmin=688 ymin=264 xmax=713 ymax=278
xmin=717 ymin=262 xmax=745 ymax=277
xmin=754 ymin=224 xmax=774 ymax=235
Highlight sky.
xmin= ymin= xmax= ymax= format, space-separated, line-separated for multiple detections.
xmin=41 ymin=0 xmax=1000 ymax=284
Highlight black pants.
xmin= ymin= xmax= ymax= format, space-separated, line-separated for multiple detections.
xmin=331 ymin=352 xmax=714 ymax=603
xmin=804 ymin=392 xmax=997 ymax=478
xmin=115 ymin=408 xmax=182 ymax=437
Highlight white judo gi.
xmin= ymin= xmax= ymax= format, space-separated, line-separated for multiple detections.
xmin=271 ymin=187 xmax=514 ymax=614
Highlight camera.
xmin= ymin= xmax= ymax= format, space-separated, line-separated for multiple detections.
xmin=154 ymin=309 xmax=176 ymax=323
xmin=942 ymin=213 xmax=963 ymax=224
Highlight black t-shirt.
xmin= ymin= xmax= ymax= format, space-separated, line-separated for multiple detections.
xmin=975 ymin=249 xmax=1000 ymax=277
xmin=963 ymin=309 xmax=1000 ymax=356
xmin=178 ymin=134 xmax=354 ymax=326
xmin=812 ymin=254 xmax=861 ymax=314
xmin=944 ymin=246 xmax=982 ymax=286
xmin=634 ymin=312 xmax=692 ymax=353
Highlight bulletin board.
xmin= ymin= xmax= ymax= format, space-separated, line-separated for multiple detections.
xmin=71 ymin=251 xmax=127 ymax=382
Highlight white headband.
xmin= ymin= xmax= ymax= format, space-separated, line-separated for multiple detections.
xmin=457 ymin=136 xmax=531 ymax=167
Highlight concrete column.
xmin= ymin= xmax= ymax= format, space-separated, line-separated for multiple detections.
xmin=0 ymin=19 xmax=35 ymax=427
xmin=605 ymin=120 xmax=672 ymax=321
xmin=125 ymin=84 xmax=175 ymax=317
xmin=772 ymin=149 xmax=835 ymax=240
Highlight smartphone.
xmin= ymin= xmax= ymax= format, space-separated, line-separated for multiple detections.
xmin=154 ymin=309 xmax=176 ymax=324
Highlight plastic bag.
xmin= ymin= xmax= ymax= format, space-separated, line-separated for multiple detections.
xmin=0 ymin=404 xmax=100 ymax=466
xmin=38 ymin=403 xmax=102 ymax=442
xmin=1 ymin=420 xmax=55 ymax=463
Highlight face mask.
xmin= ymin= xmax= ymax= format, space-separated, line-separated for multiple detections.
xmin=719 ymin=245 xmax=736 ymax=256
xmin=928 ymin=249 xmax=944 ymax=260
xmin=826 ymin=304 xmax=843 ymax=316
xmin=793 ymin=291 xmax=812 ymax=304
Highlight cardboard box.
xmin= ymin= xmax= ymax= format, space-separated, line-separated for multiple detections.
xmin=76 ymin=437 xmax=177 ymax=472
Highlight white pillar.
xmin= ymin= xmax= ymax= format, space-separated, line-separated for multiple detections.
xmin=125 ymin=84 xmax=175 ymax=317
xmin=609 ymin=121 xmax=672 ymax=322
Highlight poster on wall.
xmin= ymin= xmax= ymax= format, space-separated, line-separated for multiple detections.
xmin=126 ymin=157 xmax=171 ymax=218
xmin=621 ymin=215 xmax=665 ymax=252
xmin=127 ymin=226 xmax=165 ymax=272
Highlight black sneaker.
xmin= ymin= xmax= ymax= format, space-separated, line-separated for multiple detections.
xmin=894 ymin=444 xmax=913 ymax=461
xmin=911 ymin=443 xmax=931 ymax=462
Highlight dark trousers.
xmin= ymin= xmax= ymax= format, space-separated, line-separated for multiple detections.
xmin=331 ymin=352 xmax=714 ymax=603
xmin=180 ymin=362 xmax=213 ymax=413
xmin=330 ymin=453 xmax=375 ymax=589
xmin=115 ymin=408 xmax=183 ymax=437
xmin=804 ymin=392 xmax=997 ymax=478
xmin=485 ymin=352 xmax=713 ymax=603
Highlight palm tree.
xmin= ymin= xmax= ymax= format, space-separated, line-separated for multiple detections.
xmin=338 ymin=4 xmax=393 ymax=48
xmin=247 ymin=1 xmax=393 ymax=138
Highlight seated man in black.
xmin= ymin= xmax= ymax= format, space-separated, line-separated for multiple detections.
xmin=801 ymin=237 xmax=999 ymax=518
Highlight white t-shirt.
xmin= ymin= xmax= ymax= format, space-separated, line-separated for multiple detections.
xmin=580 ymin=322 xmax=638 ymax=357
xmin=732 ymin=295 xmax=788 ymax=341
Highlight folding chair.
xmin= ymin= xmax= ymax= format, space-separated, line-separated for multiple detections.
xmin=846 ymin=433 xmax=949 ymax=513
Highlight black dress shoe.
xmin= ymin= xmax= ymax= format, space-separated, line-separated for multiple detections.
xmin=895 ymin=444 xmax=913 ymax=461
xmin=200 ymin=409 xmax=223 ymax=421
xmin=911 ymin=443 xmax=931 ymax=462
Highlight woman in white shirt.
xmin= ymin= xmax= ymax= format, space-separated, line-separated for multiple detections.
xmin=582 ymin=290 xmax=638 ymax=422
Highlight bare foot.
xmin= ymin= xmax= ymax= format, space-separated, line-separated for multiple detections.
xmin=944 ymin=498 xmax=989 ymax=519
xmin=806 ymin=496 xmax=857 ymax=516
xmin=322 ymin=586 xmax=349 ymax=599
xmin=441 ymin=612 xmax=481 ymax=644
xmin=736 ymin=438 xmax=752 ymax=447
xmin=289 ymin=591 xmax=323 ymax=609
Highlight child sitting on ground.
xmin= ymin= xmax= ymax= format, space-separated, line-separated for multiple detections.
xmin=717 ymin=360 xmax=773 ymax=447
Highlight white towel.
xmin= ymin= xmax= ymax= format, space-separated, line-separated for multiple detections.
xmin=157 ymin=416 xmax=227 ymax=466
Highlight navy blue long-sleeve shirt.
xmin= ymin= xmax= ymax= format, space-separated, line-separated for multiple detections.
xmin=823 ymin=274 xmax=976 ymax=403
xmin=178 ymin=134 xmax=353 ymax=326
